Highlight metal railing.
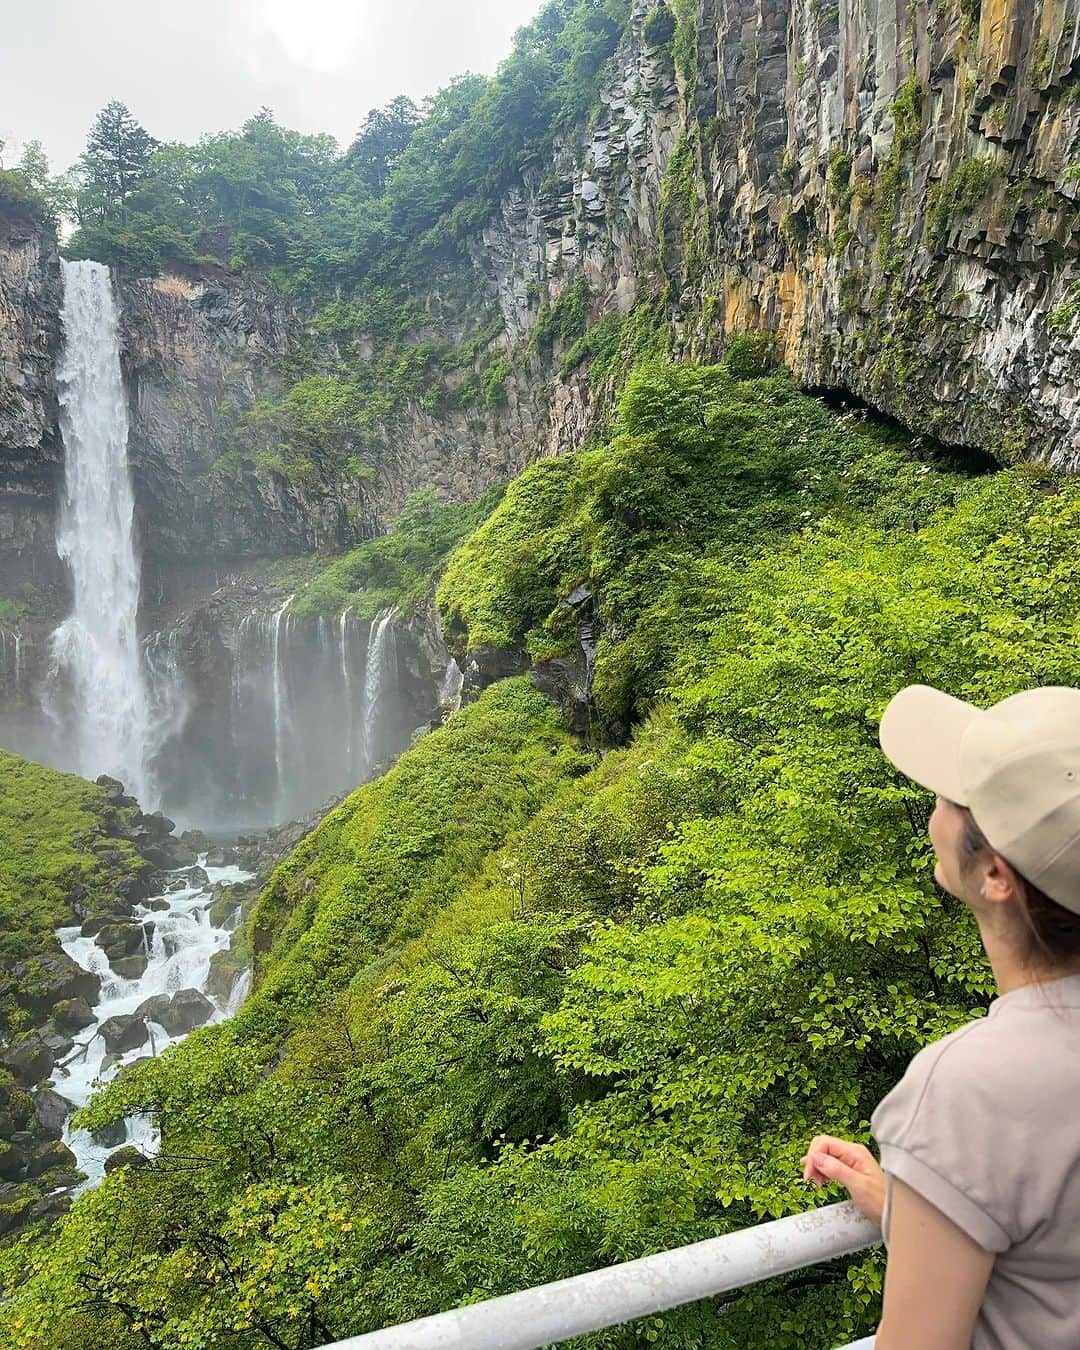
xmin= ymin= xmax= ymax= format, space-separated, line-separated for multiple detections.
xmin=320 ymin=1202 xmax=880 ymax=1349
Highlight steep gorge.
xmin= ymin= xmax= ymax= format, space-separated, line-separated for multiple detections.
xmin=6 ymin=2 xmax=1080 ymax=608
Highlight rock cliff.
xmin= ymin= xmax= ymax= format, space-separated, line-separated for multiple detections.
xmin=4 ymin=0 xmax=1080 ymax=600
xmin=0 ymin=200 xmax=63 ymax=590
xmin=470 ymin=0 xmax=1080 ymax=469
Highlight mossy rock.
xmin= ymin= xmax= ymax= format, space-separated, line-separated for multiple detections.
xmin=0 ymin=1180 xmax=39 ymax=1236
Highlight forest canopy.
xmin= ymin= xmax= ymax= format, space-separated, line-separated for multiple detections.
xmin=17 ymin=0 xmax=634 ymax=284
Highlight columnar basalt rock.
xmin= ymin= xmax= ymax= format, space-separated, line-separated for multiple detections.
xmin=3 ymin=0 xmax=1080 ymax=597
xmin=0 ymin=201 xmax=64 ymax=588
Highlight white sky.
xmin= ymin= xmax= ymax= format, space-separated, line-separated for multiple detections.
xmin=1 ymin=0 xmax=547 ymax=174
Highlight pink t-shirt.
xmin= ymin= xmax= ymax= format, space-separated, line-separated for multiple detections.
xmin=871 ymin=974 xmax=1080 ymax=1348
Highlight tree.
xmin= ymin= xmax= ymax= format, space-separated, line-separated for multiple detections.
xmin=345 ymin=96 xmax=422 ymax=194
xmin=77 ymin=101 xmax=157 ymax=225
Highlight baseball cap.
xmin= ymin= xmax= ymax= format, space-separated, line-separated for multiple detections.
xmin=879 ymin=685 xmax=1080 ymax=914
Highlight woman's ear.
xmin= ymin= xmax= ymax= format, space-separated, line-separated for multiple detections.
xmin=981 ymin=853 xmax=1022 ymax=907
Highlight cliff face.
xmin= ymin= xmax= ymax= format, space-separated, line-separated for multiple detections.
xmin=0 ymin=203 xmax=63 ymax=589
xmin=478 ymin=0 xmax=1080 ymax=468
xmin=4 ymin=0 xmax=1080 ymax=603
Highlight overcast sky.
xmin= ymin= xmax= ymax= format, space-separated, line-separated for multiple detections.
xmin=1 ymin=0 xmax=547 ymax=174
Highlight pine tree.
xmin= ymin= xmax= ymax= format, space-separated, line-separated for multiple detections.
xmin=77 ymin=101 xmax=157 ymax=225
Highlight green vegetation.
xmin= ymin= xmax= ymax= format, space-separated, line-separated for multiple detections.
xmin=0 ymin=751 xmax=148 ymax=1027
xmin=3 ymin=363 xmax=1073 ymax=1348
xmin=287 ymin=486 xmax=505 ymax=620
xmin=440 ymin=359 xmax=963 ymax=723
xmin=1 ymin=357 xmax=1073 ymax=1345
xmin=925 ymin=157 xmax=997 ymax=248
xmin=876 ymin=78 xmax=923 ymax=269
xmin=1048 ymin=279 xmax=1080 ymax=336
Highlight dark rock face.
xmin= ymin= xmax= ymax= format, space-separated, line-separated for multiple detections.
xmin=1 ymin=1032 xmax=54 ymax=1086
xmin=98 ymin=1013 xmax=150 ymax=1054
xmin=155 ymin=988 xmax=214 ymax=1036
xmin=0 ymin=951 xmax=101 ymax=1020
xmin=103 ymin=1144 xmax=149 ymax=1175
xmin=51 ymin=997 xmax=96 ymax=1031
xmin=32 ymin=1088 xmax=73 ymax=1138
xmin=90 ymin=1119 xmax=127 ymax=1148
xmin=0 ymin=203 xmax=65 ymax=591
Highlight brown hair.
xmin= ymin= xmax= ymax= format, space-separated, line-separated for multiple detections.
xmin=959 ymin=807 xmax=1080 ymax=968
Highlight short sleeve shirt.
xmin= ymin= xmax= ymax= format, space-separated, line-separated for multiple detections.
xmin=870 ymin=974 xmax=1080 ymax=1349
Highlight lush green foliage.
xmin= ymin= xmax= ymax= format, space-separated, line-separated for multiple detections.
xmin=440 ymin=359 xmax=966 ymax=723
xmin=4 ymin=365 xmax=1072 ymax=1347
xmin=0 ymin=751 xmax=148 ymax=1031
xmin=64 ymin=1 xmax=631 ymax=287
xmin=288 ymin=487 xmax=505 ymax=620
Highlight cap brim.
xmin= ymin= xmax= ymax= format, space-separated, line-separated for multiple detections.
xmin=879 ymin=685 xmax=981 ymax=804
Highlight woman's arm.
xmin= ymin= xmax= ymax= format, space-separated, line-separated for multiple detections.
xmin=874 ymin=1178 xmax=994 ymax=1350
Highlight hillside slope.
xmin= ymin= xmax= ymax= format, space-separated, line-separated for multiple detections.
xmin=4 ymin=366 xmax=1080 ymax=1346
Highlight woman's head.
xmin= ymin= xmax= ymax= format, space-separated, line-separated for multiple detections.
xmin=930 ymin=796 xmax=1080 ymax=971
xmin=879 ymin=684 xmax=1080 ymax=971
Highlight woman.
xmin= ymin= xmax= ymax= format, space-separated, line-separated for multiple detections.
xmin=803 ymin=684 xmax=1080 ymax=1350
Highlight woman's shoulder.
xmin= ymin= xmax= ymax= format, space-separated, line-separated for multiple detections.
xmin=873 ymin=992 xmax=1080 ymax=1144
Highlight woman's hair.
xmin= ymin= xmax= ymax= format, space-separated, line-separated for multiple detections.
xmin=958 ymin=807 xmax=1080 ymax=968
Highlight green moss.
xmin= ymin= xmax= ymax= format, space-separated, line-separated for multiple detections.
xmin=642 ymin=4 xmax=676 ymax=50
xmin=0 ymin=752 xmax=149 ymax=1029
xmin=1047 ymin=280 xmax=1080 ymax=336
xmin=876 ymin=77 xmax=923 ymax=270
xmin=531 ymin=275 xmax=592 ymax=362
xmin=925 ymin=157 xmax=997 ymax=249
xmin=288 ymin=486 xmax=505 ymax=621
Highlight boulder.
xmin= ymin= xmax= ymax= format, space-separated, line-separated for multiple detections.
xmin=156 ymin=988 xmax=214 ymax=1037
xmin=90 ymin=1118 xmax=127 ymax=1148
xmin=96 ymin=922 xmax=146 ymax=961
xmin=26 ymin=1140 xmax=76 ymax=1178
xmin=5 ymin=1087 xmax=32 ymax=1131
xmin=32 ymin=1089 xmax=73 ymax=1138
xmin=4 ymin=952 xmax=101 ymax=1019
xmin=52 ymin=997 xmax=96 ymax=1031
xmin=146 ymin=898 xmax=169 ymax=911
xmin=98 ymin=1014 xmax=149 ymax=1054
xmin=103 ymin=1145 xmax=149 ymax=1175
xmin=208 ymin=891 xmax=241 ymax=927
xmin=0 ymin=1137 xmax=27 ymax=1180
xmin=111 ymin=954 xmax=149 ymax=981
xmin=38 ymin=1026 xmax=74 ymax=1061
xmin=0 ymin=1181 xmax=36 ymax=1236
xmin=206 ymin=846 xmax=238 ymax=868
xmin=1 ymin=1033 xmax=54 ymax=1086
xmin=181 ymin=829 xmax=211 ymax=853
xmin=80 ymin=913 xmax=131 ymax=938
xmin=132 ymin=994 xmax=171 ymax=1024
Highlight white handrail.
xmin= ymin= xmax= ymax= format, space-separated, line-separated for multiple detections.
xmin=322 ymin=1202 xmax=880 ymax=1349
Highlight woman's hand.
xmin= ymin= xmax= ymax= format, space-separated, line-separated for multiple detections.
xmin=802 ymin=1134 xmax=886 ymax=1227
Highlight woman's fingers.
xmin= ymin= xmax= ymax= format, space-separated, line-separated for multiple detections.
xmin=801 ymin=1134 xmax=886 ymax=1225
xmin=802 ymin=1136 xmax=875 ymax=1181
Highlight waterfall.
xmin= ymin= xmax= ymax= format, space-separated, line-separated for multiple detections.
xmin=340 ymin=609 xmax=355 ymax=774
xmin=47 ymin=260 xmax=154 ymax=802
xmin=271 ymin=596 xmax=294 ymax=816
xmin=361 ymin=609 xmax=398 ymax=770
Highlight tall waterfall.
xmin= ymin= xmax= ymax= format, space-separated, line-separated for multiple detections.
xmin=271 ymin=596 xmax=294 ymax=815
xmin=340 ymin=609 xmax=355 ymax=771
xmin=362 ymin=608 xmax=398 ymax=767
xmin=48 ymin=261 xmax=155 ymax=803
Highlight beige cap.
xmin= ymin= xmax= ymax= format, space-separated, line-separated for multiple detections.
xmin=879 ymin=685 xmax=1080 ymax=914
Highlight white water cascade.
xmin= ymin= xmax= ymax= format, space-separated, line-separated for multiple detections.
xmin=362 ymin=608 xmax=398 ymax=767
xmin=271 ymin=595 xmax=294 ymax=814
xmin=341 ymin=608 xmax=355 ymax=771
xmin=54 ymin=855 xmax=254 ymax=1186
xmin=48 ymin=260 xmax=155 ymax=803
